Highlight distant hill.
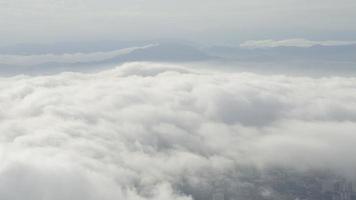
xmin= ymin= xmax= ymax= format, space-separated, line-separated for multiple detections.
xmin=0 ymin=42 xmax=214 ymax=75
xmin=0 ymin=40 xmax=356 ymax=76
xmin=205 ymin=44 xmax=356 ymax=62
xmin=106 ymin=42 xmax=213 ymax=63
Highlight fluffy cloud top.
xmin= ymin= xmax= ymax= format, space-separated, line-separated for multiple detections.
xmin=240 ymin=38 xmax=356 ymax=48
xmin=0 ymin=62 xmax=355 ymax=199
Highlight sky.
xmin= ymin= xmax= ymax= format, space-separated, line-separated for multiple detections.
xmin=1 ymin=0 xmax=356 ymax=45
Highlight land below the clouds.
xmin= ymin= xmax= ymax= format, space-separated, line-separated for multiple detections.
xmin=0 ymin=39 xmax=356 ymax=76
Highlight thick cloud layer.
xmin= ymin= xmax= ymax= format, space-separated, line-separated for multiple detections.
xmin=0 ymin=62 xmax=355 ymax=199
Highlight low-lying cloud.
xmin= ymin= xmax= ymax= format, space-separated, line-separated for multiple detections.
xmin=240 ymin=38 xmax=356 ymax=48
xmin=0 ymin=62 xmax=355 ymax=199
xmin=0 ymin=44 xmax=156 ymax=66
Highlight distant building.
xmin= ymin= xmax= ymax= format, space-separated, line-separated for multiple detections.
xmin=212 ymin=192 xmax=225 ymax=200
xmin=322 ymin=179 xmax=354 ymax=200
xmin=332 ymin=180 xmax=353 ymax=200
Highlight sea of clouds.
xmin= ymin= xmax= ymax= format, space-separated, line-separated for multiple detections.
xmin=0 ymin=62 xmax=355 ymax=200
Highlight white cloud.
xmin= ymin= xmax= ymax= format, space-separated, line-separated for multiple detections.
xmin=0 ymin=62 xmax=356 ymax=199
xmin=240 ymin=38 xmax=356 ymax=48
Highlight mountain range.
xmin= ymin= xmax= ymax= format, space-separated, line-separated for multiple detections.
xmin=0 ymin=40 xmax=355 ymax=75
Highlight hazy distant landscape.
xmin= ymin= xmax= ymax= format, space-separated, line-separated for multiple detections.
xmin=0 ymin=39 xmax=355 ymax=76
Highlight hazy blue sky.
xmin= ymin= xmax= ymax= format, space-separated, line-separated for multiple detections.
xmin=1 ymin=0 xmax=356 ymax=45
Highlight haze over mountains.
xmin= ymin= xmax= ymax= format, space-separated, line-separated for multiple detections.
xmin=1 ymin=39 xmax=355 ymax=76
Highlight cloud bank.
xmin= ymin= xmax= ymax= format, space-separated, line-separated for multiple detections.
xmin=0 ymin=62 xmax=356 ymax=199
xmin=240 ymin=38 xmax=356 ymax=48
